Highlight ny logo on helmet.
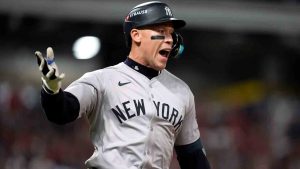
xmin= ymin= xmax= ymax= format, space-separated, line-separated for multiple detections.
xmin=164 ymin=7 xmax=173 ymax=17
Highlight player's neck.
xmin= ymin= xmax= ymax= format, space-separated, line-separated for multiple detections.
xmin=124 ymin=57 xmax=160 ymax=79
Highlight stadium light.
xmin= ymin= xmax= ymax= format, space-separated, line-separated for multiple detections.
xmin=73 ymin=36 xmax=101 ymax=59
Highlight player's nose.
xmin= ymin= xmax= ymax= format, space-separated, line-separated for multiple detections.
xmin=164 ymin=33 xmax=173 ymax=45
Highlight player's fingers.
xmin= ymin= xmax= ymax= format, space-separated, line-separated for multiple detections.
xmin=57 ymin=73 xmax=65 ymax=80
xmin=46 ymin=67 xmax=55 ymax=79
xmin=38 ymin=58 xmax=45 ymax=72
xmin=36 ymin=51 xmax=53 ymax=76
xmin=46 ymin=47 xmax=55 ymax=65
xmin=46 ymin=47 xmax=60 ymax=75
xmin=35 ymin=51 xmax=44 ymax=67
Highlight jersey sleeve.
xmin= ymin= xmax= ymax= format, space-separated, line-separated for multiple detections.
xmin=41 ymin=89 xmax=80 ymax=125
xmin=175 ymin=88 xmax=200 ymax=146
xmin=65 ymin=72 xmax=101 ymax=118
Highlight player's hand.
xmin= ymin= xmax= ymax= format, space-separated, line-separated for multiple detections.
xmin=35 ymin=47 xmax=65 ymax=94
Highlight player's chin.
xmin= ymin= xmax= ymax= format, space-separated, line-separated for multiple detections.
xmin=155 ymin=61 xmax=167 ymax=70
xmin=154 ymin=54 xmax=168 ymax=70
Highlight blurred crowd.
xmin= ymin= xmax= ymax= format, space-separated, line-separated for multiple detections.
xmin=196 ymin=80 xmax=300 ymax=169
xmin=0 ymin=82 xmax=93 ymax=169
xmin=0 ymin=80 xmax=299 ymax=169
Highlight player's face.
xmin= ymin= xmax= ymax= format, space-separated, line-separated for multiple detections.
xmin=137 ymin=23 xmax=174 ymax=71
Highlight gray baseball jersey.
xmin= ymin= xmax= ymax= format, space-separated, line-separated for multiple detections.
xmin=65 ymin=62 xmax=200 ymax=169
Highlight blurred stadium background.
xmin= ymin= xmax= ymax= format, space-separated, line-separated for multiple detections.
xmin=0 ymin=0 xmax=300 ymax=169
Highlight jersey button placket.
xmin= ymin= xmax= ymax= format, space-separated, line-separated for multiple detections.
xmin=142 ymin=82 xmax=154 ymax=167
xmin=148 ymin=83 xmax=153 ymax=101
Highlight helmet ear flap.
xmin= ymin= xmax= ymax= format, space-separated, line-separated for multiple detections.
xmin=170 ymin=32 xmax=184 ymax=58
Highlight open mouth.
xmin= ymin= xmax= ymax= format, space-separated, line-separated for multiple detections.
xmin=159 ymin=49 xmax=170 ymax=58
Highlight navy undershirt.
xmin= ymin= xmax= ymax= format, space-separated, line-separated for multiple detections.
xmin=124 ymin=57 xmax=159 ymax=79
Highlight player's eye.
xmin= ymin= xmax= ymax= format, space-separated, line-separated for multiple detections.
xmin=157 ymin=29 xmax=165 ymax=34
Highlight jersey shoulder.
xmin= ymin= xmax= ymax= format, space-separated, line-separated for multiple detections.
xmin=69 ymin=62 xmax=124 ymax=88
xmin=160 ymin=70 xmax=195 ymax=115
xmin=81 ymin=62 xmax=124 ymax=78
xmin=160 ymin=69 xmax=192 ymax=93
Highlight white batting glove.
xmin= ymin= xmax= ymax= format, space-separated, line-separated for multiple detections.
xmin=35 ymin=47 xmax=65 ymax=94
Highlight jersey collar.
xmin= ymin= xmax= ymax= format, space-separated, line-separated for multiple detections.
xmin=124 ymin=57 xmax=160 ymax=79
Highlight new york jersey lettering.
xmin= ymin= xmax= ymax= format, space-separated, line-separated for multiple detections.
xmin=153 ymin=101 xmax=183 ymax=131
xmin=111 ymin=99 xmax=145 ymax=123
xmin=111 ymin=99 xmax=183 ymax=131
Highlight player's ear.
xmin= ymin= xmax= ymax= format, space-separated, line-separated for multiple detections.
xmin=130 ymin=29 xmax=141 ymax=44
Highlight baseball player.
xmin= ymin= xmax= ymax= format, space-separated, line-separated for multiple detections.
xmin=35 ymin=1 xmax=211 ymax=169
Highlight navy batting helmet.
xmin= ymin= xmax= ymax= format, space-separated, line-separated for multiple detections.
xmin=123 ymin=1 xmax=186 ymax=47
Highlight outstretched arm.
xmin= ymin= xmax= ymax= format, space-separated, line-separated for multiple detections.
xmin=41 ymin=89 xmax=79 ymax=125
xmin=35 ymin=47 xmax=80 ymax=125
